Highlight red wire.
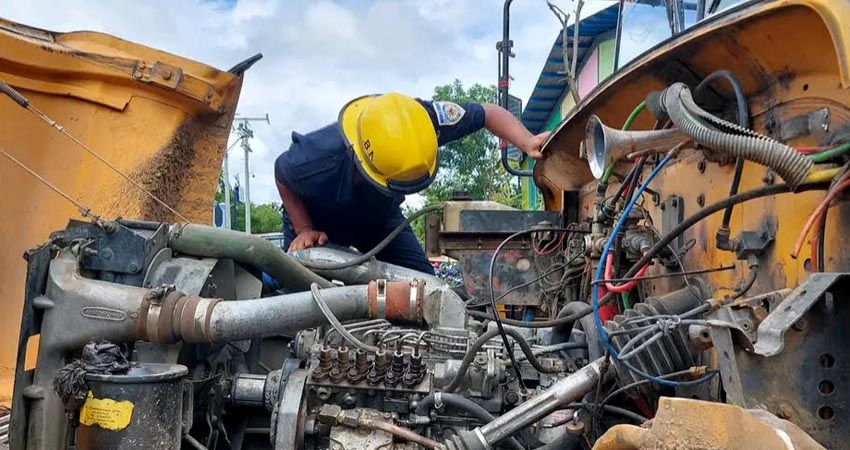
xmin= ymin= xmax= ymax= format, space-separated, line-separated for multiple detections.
xmin=604 ymin=252 xmax=649 ymax=293
xmin=532 ymin=231 xmax=566 ymax=256
xmin=792 ymin=178 xmax=850 ymax=258
xmin=795 ymin=146 xmax=831 ymax=154
xmin=811 ymin=211 xmax=825 ymax=272
xmin=620 ymin=158 xmax=642 ymax=193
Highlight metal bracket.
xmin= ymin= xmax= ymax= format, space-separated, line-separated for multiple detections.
xmin=708 ymin=326 xmax=745 ymax=406
xmin=778 ymin=107 xmax=830 ymax=142
xmin=753 ymin=273 xmax=845 ymax=356
xmin=660 ymin=195 xmax=684 ymax=267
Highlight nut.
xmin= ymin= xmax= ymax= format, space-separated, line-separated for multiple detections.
xmin=341 ymin=410 xmax=361 ymax=427
xmin=317 ymin=404 xmax=343 ymax=425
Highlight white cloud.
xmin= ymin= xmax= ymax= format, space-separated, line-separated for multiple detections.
xmin=3 ymin=0 xmax=593 ymax=204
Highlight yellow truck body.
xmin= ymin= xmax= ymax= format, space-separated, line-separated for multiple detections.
xmin=0 ymin=18 xmax=246 ymax=403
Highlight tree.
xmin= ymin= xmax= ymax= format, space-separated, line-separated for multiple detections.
xmin=406 ymin=80 xmax=523 ymax=244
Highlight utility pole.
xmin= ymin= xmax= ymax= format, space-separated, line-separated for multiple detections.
xmin=232 ymin=114 xmax=270 ymax=234
xmin=222 ymin=140 xmax=240 ymax=229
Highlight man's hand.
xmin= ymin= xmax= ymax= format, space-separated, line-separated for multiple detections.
xmin=288 ymin=229 xmax=328 ymax=252
xmin=521 ymin=131 xmax=551 ymax=160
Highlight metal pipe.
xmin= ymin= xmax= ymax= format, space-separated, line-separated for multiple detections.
xmin=207 ymin=286 xmax=369 ymax=341
xmin=168 ymin=223 xmax=333 ymax=291
xmin=360 ymin=418 xmax=442 ymax=450
xmin=293 ymin=246 xmax=444 ymax=286
xmin=498 ymin=0 xmax=531 ymax=177
xmin=455 ymin=358 xmax=604 ymax=450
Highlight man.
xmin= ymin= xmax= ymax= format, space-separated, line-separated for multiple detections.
xmin=274 ymin=92 xmax=548 ymax=274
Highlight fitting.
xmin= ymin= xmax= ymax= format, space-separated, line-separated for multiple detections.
xmin=137 ymin=287 xmax=219 ymax=344
xmin=367 ymin=279 xmax=424 ymax=323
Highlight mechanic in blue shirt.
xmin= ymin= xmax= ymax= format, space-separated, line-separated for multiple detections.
xmin=274 ymin=93 xmax=548 ymax=274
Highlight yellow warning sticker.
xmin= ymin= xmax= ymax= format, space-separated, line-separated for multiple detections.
xmin=79 ymin=392 xmax=134 ymax=431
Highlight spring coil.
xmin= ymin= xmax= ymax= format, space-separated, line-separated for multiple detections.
xmin=662 ymin=83 xmax=812 ymax=188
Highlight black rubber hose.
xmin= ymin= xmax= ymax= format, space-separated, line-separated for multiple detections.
xmin=561 ymin=403 xmax=648 ymax=424
xmin=444 ymin=327 xmax=563 ymax=393
xmin=662 ymin=83 xmax=812 ymax=188
xmin=416 ymin=394 xmax=526 ymax=450
xmin=443 ymin=328 xmax=499 ymax=393
xmin=693 ymin=70 xmax=749 ymax=235
xmin=534 ymin=433 xmax=581 ymax=450
xmin=621 ymin=183 xmax=828 ymax=280
xmin=730 ymin=265 xmax=758 ymax=300
xmin=297 ymin=204 xmax=442 ymax=270
xmin=466 ymin=301 xmax=600 ymax=328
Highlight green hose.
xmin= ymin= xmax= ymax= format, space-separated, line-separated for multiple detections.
xmin=168 ymin=224 xmax=333 ymax=291
xmin=600 ymin=101 xmax=647 ymax=183
xmin=622 ymin=291 xmax=632 ymax=310
xmin=810 ymin=143 xmax=850 ymax=163
xmin=622 ymin=100 xmax=647 ymax=131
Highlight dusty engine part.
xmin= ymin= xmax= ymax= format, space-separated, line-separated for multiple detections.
xmin=593 ymin=397 xmax=825 ymax=450
xmin=711 ymin=274 xmax=850 ymax=449
xmin=76 ymin=363 xmax=187 ymax=450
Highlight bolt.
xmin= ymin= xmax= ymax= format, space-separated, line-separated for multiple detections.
xmin=763 ymin=171 xmax=776 ymax=185
xmin=697 ymin=159 xmax=707 ymax=173
xmin=161 ymin=68 xmax=172 ymax=80
xmin=792 ymin=317 xmax=808 ymax=331
xmin=697 ymin=194 xmax=705 ymax=207
xmin=505 ymin=391 xmax=519 ymax=405
xmin=316 ymin=387 xmax=331 ymax=401
xmin=128 ymin=262 xmax=140 ymax=273
xmin=775 ymin=402 xmax=794 ymax=420
xmin=383 ymin=412 xmax=392 ymax=419
xmin=474 ymin=354 xmax=488 ymax=366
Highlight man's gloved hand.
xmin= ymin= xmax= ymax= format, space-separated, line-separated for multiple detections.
xmin=288 ymin=229 xmax=328 ymax=252
xmin=522 ymin=131 xmax=552 ymax=160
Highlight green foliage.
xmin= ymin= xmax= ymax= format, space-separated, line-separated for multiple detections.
xmin=251 ymin=203 xmax=283 ymax=233
xmin=215 ymin=175 xmax=282 ymax=234
xmin=406 ymin=80 xmax=524 ymax=245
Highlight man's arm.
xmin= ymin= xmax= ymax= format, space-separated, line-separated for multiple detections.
xmin=482 ymin=103 xmax=550 ymax=159
xmin=276 ymin=180 xmax=327 ymax=251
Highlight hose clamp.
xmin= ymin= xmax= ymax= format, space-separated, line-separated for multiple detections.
xmin=376 ymin=279 xmax=387 ymax=319
xmin=474 ymin=428 xmax=492 ymax=450
xmin=409 ymin=279 xmax=420 ymax=321
xmin=434 ymin=392 xmax=444 ymax=411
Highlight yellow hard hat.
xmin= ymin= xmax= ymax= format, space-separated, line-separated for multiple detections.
xmin=339 ymin=92 xmax=438 ymax=195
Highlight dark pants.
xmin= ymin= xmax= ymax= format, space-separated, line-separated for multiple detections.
xmin=282 ymin=210 xmax=434 ymax=274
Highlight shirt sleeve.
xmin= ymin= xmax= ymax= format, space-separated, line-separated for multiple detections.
xmin=417 ymin=100 xmax=486 ymax=146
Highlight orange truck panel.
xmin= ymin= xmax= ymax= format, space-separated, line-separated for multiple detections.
xmin=0 ymin=17 xmax=246 ymax=404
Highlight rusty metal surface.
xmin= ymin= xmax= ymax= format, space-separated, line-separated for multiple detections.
xmin=0 ymin=15 xmax=244 ymax=405
xmin=732 ymin=275 xmax=850 ymax=449
xmin=592 ymin=397 xmax=825 ymax=450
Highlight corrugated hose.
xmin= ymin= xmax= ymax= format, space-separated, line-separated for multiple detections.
xmin=661 ymin=83 xmax=812 ymax=189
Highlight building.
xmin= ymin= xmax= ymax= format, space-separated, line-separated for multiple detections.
xmin=518 ymin=0 xmax=735 ymax=209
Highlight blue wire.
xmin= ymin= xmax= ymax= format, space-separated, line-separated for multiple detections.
xmin=592 ymin=154 xmax=716 ymax=387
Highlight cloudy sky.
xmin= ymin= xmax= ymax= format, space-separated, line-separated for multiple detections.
xmin=5 ymin=0 xmax=608 ymax=206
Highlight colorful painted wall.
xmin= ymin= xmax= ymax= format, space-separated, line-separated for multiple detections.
xmin=522 ymin=34 xmax=616 ymax=210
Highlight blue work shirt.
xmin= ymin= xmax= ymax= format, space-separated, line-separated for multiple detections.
xmin=274 ymin=100 xmax=485 ymax=273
